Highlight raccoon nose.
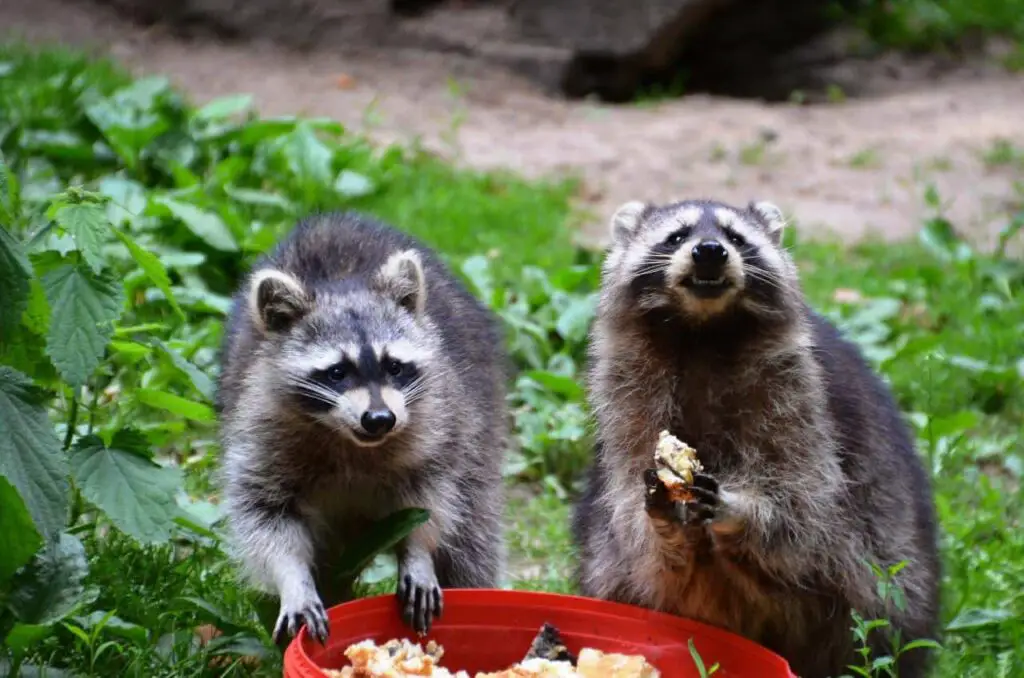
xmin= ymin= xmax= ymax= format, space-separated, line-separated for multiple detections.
xmin=691 ymin=240 xmax=728 ymax=267
xmin=361 ymin=409 xmax=396 ymax=436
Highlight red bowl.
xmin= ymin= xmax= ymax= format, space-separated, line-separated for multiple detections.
xmin=283 ymin=589 xmax=797 ymax=677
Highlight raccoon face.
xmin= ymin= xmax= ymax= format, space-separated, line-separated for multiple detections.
xmin=248 ymin=250 xmax=438 ymax=447
xmin=604 ymin=199 xmax=797 ymax=323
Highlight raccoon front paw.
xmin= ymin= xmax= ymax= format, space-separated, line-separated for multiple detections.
xmin=273 ymin=594 xmax=329 ymax=647
xmin=643 ymin=468 xmax=719 ymax=525
xmin=681 ymin=473 xmax=720 ymax=525
xmin=397 ymin=561 xmax=443 ymax=636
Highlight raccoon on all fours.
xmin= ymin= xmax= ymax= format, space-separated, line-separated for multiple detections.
xmin=216 ymin=211 xmax=510 ymax=645
xmin=572 ymin=199 xmax=941 ymax=677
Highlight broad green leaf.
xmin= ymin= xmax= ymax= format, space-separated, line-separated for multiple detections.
xmin=110 ymin=227 xmax=184 ymax=319
xmin=555 ymin=293 xmax=598 ymax=343
xmin=73 ymin=610 xmax=148 ymax=645
xmin=223 ymin=184 xmax=293 ymax=211
xmin=51 ymin=202 xmax=108 ymax=274
xmin=41 ymin=263 xmax=123 ymax=388
xmin=334 ymin=170 xmax=376 ymax=198
xmin=334 ymin=508 xmax=430 ymax=581
xmin=154 ymin=340 xmax=215 ymax=402
xmin=136 ymin=388 xmax=216 ymax=422
xmin=99 ymin=176 xmax=149 ymax=229
xmin=70 ymin=433 xmax=182 ymax=544
xmin=194 ymin=94 xmax=253 ymax=121
xmin=0 ymin=151 xmax=20 ymax=225
xmin=3 ymin=623 xmax=53 ymax=656
xmin=284 ymin=123 xmax=333 ymax=188
xmin=153 ymin=197 xmax=238 ymax=252
xmin=0 ymin=476 xmax=42 ymax=584
xmin=7 ymin=533 xmax=90 ymax=626
xmin=945 ymin=607 xmax=1014 ymax=631
xmin=0 ymin=225 xmax=32 ymax=341
xmin=0 ymin=367 xmax=69 ymax=541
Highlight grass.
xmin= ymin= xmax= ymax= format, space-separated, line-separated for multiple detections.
xmin=0 ymin=42 xmax=1023 ymax=678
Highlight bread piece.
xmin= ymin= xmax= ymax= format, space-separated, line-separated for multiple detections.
xmin=653 ymin=430 xmax=702 ymax=502
xmin=576 ymin=648 xmax=660 ymax=678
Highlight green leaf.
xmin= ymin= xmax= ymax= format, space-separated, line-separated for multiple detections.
xmin=69 ymin=433 xmax=182 ymax=544
xmin=73 ymin=610 xmax=148 ymax=645
xmin=334 ymin=170 xmax=376 ymax=198
xmin=7 ymin=533 xmax=91 ymax=626
xmin=334 ymin=508 xmax=430 ymax=581
xmin=0 ymin=367 xmax=69 ymax=541
xmin=555 ymin=293 xmax=598 ymax=343
xmin=3 ymin=623 xmax=54 ymax=656
xmin=0 ymin=225 xmax=33 ymax=341
xmin=0 ymin=151 xmax=21 ymax=225
xmin=945 ymin=607 xmax=1014 ymax=631
xmin=110 ymin=227 xmax=184 ymax=319
xmin=153 ymin=197 xmax=238 ymax=252
xmin=153 ymin=340 xmax=215 ymax=402
xmin=136 ymin=388 xmax=216 ymax=422
xmin=51 ymin=203 xmax=108 ymax=274
xmin=40 ymin=263 xmax=123 ymax=388
xmin=194 ymin=94 xmax=253 ymax=121
xmin=284 ymin=123 xmax=334 ymax=188
xmin=0 ymin=476 xmax=42 ymax=584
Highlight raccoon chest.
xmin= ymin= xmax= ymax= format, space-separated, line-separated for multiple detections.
xmin=654 ymin=555 xmax=780 ymax=640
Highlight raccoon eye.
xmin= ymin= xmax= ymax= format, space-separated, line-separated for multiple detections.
xmin=326 ymin=364 xmax=348 ymax=382
xmin=725 ymin=229 xmax=745 ymax=247
xmin=384 ymin=358 xmax=404 ymax=377
xmin=665 ymin=228 xmax=690 ymax=247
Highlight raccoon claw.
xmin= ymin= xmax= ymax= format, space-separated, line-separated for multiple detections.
xmin=643 ymin=468 xmax=675 ymax=518
xmin=397 ymin=570 xmax=443 ymax=636
xmin=273 ymin=597 xmax=329 ymax=647
xmin=682 ymin=472 xmax=720 ymax=524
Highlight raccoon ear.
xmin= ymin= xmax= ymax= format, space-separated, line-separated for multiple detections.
xmin=749 ymin=200 xmax=786 ymax=245
xmin=609 ymin=201 xmax=648 ymax=242
xmin=376 ymin=249 xmax=427 ymax=319
xmin=249 ymin=269 xmax=310 ymax=334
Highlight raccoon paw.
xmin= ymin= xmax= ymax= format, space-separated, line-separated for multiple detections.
xmin=681 ymin=472 xmax=720 ymax=525
xmin=397 ymin=561 xmax=443 ymax=636
xmin=643 ymin=468 xmax=677 ymax=521
xmin=273 ymin=594 xmax=329 ymax=647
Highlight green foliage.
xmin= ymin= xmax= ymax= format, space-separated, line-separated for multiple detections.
xmin=845 ymin=0 xmax=1024 ymax=66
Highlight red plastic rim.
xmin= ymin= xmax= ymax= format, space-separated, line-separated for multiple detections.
xmin=283 ymin=589 xmax=797 ymax=677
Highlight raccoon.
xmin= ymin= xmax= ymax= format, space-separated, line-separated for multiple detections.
xmin=216 ymin=211 xmax=510 ymax=645
xmin=572 ymin=199 xmax=941 ymax=678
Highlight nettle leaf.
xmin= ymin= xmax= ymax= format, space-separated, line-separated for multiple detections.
xmin=70 ymin=432 xmax=182 ymax=544
xmin=334 ymin=170 xmax=376 ymax=198
xmin=0 ymin=224 xmax=33 ymax=341
xmin=136 ymin=388 xmax=216 ymax=422
xmin=0 ymin=151 xmax=21 ymax=225
xmin=0 ymin=367 xmax=69 ymax=542
xmin=110 ymin=227 xmax=184 ymax=319
xmin=335 ymin=508 xmax=430 ymax=581
xmin=41 ymin=262 xmax=123 ymax=388
xmin=0 ymin=476 xmax=42 ymax=584
xmin=153 ymin=196 xmax=238 ymax=252
xmin=7 ymin=533 xmax=91 ymax=626
xmin=50 ymin=202 xmax=108 ymax=274
xmin=193 ymin=94 xmax=253 ymax=122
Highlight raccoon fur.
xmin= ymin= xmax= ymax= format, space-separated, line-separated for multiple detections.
xmin=216 ymin=211 xmax=510 ymax=644
xmin=572 ymin=199 xmax=941 ymax=678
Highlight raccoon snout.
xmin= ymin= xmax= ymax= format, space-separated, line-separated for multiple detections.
xmin=361 ymin=409 xmax=397 ymax=436
xmin=691 ymin=240 xmax=728 ymax=272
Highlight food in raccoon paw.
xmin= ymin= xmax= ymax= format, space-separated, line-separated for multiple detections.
xmin=653 ymin=430 xmax=703 ymax=502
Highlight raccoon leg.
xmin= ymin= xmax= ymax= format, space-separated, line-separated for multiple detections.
xmin=230 ymin=505 xmax=329 ymax=646
xmin=397 ymin=524 xmax=443 ymax=635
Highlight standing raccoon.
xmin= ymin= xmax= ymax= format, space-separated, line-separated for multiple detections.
xmin=216 ymin=212 xmax=510 ymax=644
xmin=573 ymin=199 xmax=941 ymax=677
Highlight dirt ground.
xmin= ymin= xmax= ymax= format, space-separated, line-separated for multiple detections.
xmin=3 ymin=0 xmax=1024 ymax=251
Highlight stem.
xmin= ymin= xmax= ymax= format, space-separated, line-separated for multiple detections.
xmin=63 ymin=391 xmax=80 ymax=451
xmin=87 ymin=383 xmax=101 ymax=436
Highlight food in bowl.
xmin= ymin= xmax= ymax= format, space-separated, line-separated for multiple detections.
xmin=324 ymin=623 xmax=660 ymax=677
xmin=653 ymin=430 xmax=703 ymax=502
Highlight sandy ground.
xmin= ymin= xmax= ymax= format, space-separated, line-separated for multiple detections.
xmin=3 ymin=0 xmax=1024 ymax=251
